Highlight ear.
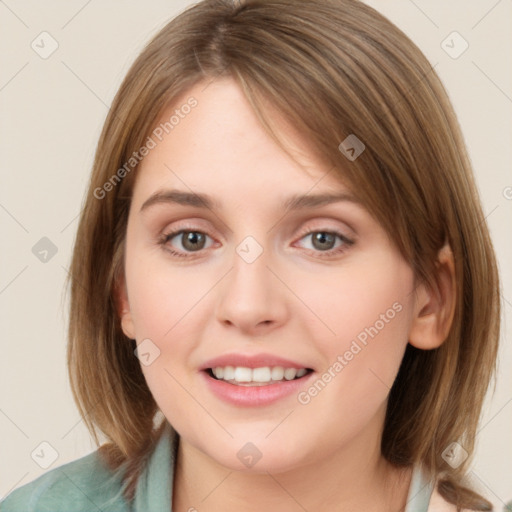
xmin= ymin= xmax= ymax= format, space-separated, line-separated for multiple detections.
xmin=409 ymin=243 xmax=456 ymax=350
xmin=114 ymin=275 xmax=136 ymax=340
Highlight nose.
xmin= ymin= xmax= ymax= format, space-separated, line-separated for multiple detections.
xmin=215 ymin=248 xmax=289 ymax=336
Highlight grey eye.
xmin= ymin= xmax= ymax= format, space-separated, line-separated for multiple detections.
xmin=181 ymin=231 xmax=206 ymax=251
xmin=310 ymin=232 xmax=337 ymax=251
xmin=168 ymin=230 xmax=212 ymax=252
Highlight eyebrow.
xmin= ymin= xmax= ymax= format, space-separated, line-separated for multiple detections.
xmin=140 ymin=189 xmax=360 ymax=213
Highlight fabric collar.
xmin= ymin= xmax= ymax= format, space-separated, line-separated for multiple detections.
xmin=405 ymin=465 xmax=435 ymax=511
xmin=133 ymin=422 xmax=178 ymax=512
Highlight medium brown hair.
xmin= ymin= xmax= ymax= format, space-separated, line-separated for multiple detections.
xmin=67 ymin=0 xmax=500 ymax=508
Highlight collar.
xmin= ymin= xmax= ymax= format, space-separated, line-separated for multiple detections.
xmin=133 ymin=422 xmax=178 ymax=511
xmin=405 ymin=465 xmax=435 ymax=511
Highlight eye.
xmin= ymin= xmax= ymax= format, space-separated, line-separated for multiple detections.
xmin=296 ymin=230 xmax=353 ymax=255
xmin=160 ymin=230 xmax=214 ymax=254
xmin=158 ymin=227 xmax=353 ymax=259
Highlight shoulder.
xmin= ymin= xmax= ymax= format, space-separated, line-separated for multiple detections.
xmin=0 ymin=450 xmax=128 ymax=512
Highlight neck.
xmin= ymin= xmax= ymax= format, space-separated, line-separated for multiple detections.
xmin=172 ymin=423 xmax=412 ymax=512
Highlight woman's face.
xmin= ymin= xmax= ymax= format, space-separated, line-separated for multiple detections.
xmin=119 ymin=78 xmax=419 ymax=473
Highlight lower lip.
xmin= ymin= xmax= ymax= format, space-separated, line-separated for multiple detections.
xmin=201 ymin=370 xmax=314 ymax=407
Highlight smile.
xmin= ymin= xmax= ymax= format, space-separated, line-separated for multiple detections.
xmin=200 ymin=353 xmax=315 ymax=405
xmin=208 ymin=366 xmax=311 ymax=386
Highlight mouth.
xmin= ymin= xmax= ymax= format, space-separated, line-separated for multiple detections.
xmin=204 ymin=366 xmax=314 ymax=386
xmin=199 ymin=353 xmax=316 ymax=406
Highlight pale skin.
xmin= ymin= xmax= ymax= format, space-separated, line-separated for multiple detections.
xmin=118 ymin=78 xmax=457 ymax=511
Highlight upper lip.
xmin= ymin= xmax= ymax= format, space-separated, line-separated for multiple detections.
xmin=200 ymin=353 xmax=313 ymax=371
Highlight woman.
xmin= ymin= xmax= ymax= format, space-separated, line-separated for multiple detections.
xmin=1 ymin=0 xmax=500 ymax=510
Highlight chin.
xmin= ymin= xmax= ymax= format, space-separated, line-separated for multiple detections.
xmin=194 ymin=435 xmax=309 ymax=475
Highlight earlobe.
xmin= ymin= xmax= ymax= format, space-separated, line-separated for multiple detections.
xmin=115 ymin=277 xmax=136 ymax=340
xmin=408 ymin=243 xmax=456 ymax=350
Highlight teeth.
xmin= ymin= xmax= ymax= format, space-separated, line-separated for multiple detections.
xmin=223 ymin=366 xmax=235 ymax=380
xmin=211 ymin=366 xmax=309 ymax=385
xmin=284 ymin=368 xmax=297 ymax=380
xmin=253 ymin=367 xmax=272 ymax=382
xmin=271 ymin=367 xmax=284 ymax=380
xmin=234 ymin=367 xmax=252 ymax=382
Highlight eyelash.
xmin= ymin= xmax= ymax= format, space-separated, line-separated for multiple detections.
xmin=157 ymin=226 xmax=355 ymax=260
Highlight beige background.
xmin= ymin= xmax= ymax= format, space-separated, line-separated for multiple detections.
xmin=1 ymin=0 xmax=511 ymax=507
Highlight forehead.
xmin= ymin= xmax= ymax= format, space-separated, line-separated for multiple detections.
xmin=131 ymin=78 xmax=353 ymax=210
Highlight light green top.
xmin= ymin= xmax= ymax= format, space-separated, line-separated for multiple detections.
xmin=1 ymin=424 xmax=434 ymax=511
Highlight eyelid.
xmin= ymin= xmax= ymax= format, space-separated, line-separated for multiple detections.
xmin=292 ymin=228 xmax=354 ymax=257
xmin=294 ymin=218 xmax=356 ymax=243
xmin=160 ymin=224 xmax=216 ymax=243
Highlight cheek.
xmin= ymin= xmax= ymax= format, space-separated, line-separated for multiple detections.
xmin=124 ymin=251 xmax=219 ymax=402
xmin=293 ymin=258 xmax=413 ymax=424
xmin=294 ymin=253 xmax=412 ymax=346
xmin=122 ymin=246 xmax=207 ymax=395
xmin=125 ymin=250 xmax=213 ymax=340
